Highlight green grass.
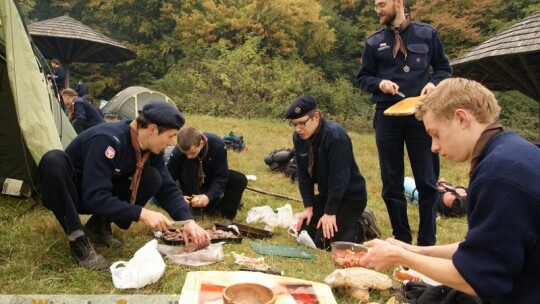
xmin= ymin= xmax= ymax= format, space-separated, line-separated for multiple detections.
xmin=0 ymin=114 xmax=469 ymax=303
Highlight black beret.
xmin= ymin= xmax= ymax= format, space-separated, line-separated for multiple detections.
xmin=285 ymin=95 xmax=317 ymax=119
xmin=140 ymin=100 xmax=185 ymax=129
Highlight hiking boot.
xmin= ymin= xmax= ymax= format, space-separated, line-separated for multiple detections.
xmin=69 ymin=235 xmax=109 ymax=270
xmin=84 ymin=215 xmax=123 ymax=249
xmin=361 ymin=209 xmax=382 ymax=240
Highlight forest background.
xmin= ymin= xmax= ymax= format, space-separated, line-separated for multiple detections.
xmin=20 ymin=0 xmax=540 ymax=139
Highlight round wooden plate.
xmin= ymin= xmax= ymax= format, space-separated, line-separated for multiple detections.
xmin=384 ymin=95 xmax=425 ymax=116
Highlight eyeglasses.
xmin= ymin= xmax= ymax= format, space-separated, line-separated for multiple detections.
xmin=373 ymin=2 xmax=388 ymax=11
xmin=289 ymin=116 xmax=313 ymax=128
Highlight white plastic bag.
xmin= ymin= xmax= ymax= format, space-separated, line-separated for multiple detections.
xmin=246 ymin=205 xmax=277 ymax=226
xmin=110 ymin=239 xmax=165 ymax=289
xmin=287 ymin=227 xmax=317 ymax=249
xmin=275 ymin=203 xmax=294 ymax=228
xmin=158 ymin=242 xmax=224 ymax=266
xmin=246 ymin=204 xmax=296 ymax=229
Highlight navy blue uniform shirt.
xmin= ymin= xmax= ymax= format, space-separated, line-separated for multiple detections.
xmin=72 ymin=97 xmax=105 ymax=126
xmin=167 ymin=132 xmax=229 ymax=201
xmin=65 ymin=120 xmax=193 ymax=223
xmin=293 ymin=118 xmax=367 ymax=214
xmin=453 ymin=132 xmax=540 ymax=303
xmin=356 ymin=22 xmax=452 ymax=109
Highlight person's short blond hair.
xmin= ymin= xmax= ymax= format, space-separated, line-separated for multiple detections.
xmin=61 ymin=88 xmax=77 ymax=97
xmin=177 ymin=127 xmax=203 ymax=151
xmin=415 ymin=78 xmax=501 ymax=123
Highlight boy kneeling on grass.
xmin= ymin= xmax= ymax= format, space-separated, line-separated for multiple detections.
xmin=359 ymin=78 xmax=540 ymax=303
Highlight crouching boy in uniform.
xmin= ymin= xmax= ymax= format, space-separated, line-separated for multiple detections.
xmin=38 ymin=101 xmax=209 ymax=270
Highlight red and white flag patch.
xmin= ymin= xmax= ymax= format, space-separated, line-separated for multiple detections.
xmin=105 ymin=146 xmax=116 ymax=159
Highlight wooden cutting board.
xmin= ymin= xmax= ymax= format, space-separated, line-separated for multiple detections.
xmin=384 ymin=95 xmax=425 ymax=116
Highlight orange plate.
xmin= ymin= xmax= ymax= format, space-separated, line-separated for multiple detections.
xmin=384 ymin=95 xmax=425 ymax=116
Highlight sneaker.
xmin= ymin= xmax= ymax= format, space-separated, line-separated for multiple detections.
xmin=84 ymin=215 xmax=123 ymax=249
xmin=361 ymin=209 xmax=382 ymax=240
xmin=69 ymin=235 xmax=109 ymax=270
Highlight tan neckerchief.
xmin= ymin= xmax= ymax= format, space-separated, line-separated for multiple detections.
xmin=388 ymin=14 xmax=411 ymax=59
xmin=197 ymin=134 xmax=209 ymax=187
xmin=129 ymin=125 xmax=150 ymax=204
xmin=469 ymin=122 xmax=504 ymax=177
xmin=307 ymin=120 xmax=322 ymax=178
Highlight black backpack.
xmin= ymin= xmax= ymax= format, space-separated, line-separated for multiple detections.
xmin=285 ymin=156 xmax=297 ymax=182
xmin=264 ymin=148 xmax=297 ymax=181
xmin=264 ymin=148 xmax=294 ymax=171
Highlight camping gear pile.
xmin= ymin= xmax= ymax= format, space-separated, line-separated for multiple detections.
xmin=223 ymin=131 xmax=246 ymax=152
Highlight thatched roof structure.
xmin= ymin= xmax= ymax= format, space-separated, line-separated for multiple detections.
xmin=451 ymin=11 xmax=540 ymax=102
xmin=28 ymin=15 xmax=136 ymax=63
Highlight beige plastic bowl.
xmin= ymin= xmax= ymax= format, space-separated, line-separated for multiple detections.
xmin=223 ymin=283 xmax=276 ymax=304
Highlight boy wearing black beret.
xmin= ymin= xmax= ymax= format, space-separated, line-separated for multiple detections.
xmin=287 ymin=95 xmax=369 ymax=250
xmin=38 ymin=100 xmax=209 ymax=270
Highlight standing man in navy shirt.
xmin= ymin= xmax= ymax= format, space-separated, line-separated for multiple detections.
xmin=356 ymin=0 xmax=451 ymax=245
xmin=38 ymin=101 xmax=209 ymax=270
xmin=47 ymin=58 xmax=65 ymax=93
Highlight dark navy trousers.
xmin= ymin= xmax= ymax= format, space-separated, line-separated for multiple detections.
xmin=301 ymin=195 xmax=367 ymax=251
xmin=373 ymin=109 xmax=439 ymax=246
xmin=38 ymin=150 xmax=161 ymax=234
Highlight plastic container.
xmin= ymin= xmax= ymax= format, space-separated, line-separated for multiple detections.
xmin=331 ymin=241 xmax=368 ymax=268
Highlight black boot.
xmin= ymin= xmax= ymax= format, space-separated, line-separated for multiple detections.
xmin=69 ymin=235 xmax=109 ymax=270
xmin=84 ymin=215 xmax=123 ymax=248
xmin=360 ymin=209 xmax=382 ymax=240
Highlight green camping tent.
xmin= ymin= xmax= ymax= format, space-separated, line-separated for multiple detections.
xmin=102 ymin=86 xmax=174 ymax=120
xmin=0 ymin=0 xmax=76 ymax=196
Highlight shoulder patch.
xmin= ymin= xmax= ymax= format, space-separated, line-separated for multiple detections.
xmin=367 ymin=28 xmax=387 ymax=47
xmin=411 ymin=22 xmax=435 ymax=39
xmin=105 ymin=146 xmax=116 ymax=159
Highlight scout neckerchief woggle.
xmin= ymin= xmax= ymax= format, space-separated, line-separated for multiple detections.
xmin=388 ymin=14 xmax=411 ymax=72
xmin=129 ymin=125 xmax=150 ymax=204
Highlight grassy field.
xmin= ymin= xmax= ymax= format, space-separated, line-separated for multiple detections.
xmin=0 ymin=114 xmax=470 ymax=303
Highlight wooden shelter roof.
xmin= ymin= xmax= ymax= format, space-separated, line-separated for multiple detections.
xmin=451 ymin=11 xmax=540 ymax=102
xmin=28 ymin=15 xmax=136 ymax=63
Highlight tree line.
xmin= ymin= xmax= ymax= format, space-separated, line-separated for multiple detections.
xmin=20 ymin=0 xmax=540 ymax=138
